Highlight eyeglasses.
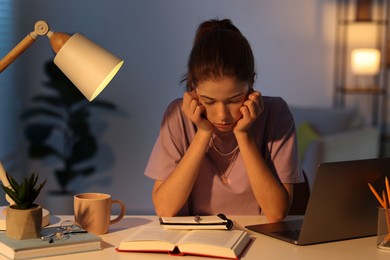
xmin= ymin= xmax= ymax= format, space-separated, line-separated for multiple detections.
xmin=41 ymin=220 xmax=87 ymax=243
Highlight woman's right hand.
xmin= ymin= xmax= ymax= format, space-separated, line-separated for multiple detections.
xmin=182 ymin=91 xmax=214 ymax=133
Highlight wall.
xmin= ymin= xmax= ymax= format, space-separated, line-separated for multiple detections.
xmin=6 ymin=0 xmax=336 ymax=214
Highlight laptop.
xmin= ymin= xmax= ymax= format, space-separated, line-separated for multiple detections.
xmin=246 ymin=158 xmax=390 ymax=245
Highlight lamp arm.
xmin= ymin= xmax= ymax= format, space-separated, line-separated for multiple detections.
xmin=0 ymin=162 xmax=14 ymax=205
xmin=0 ymin=20 xmax=51 ymax=204
xmin=0 ymin=20 xmax=50 ymax=73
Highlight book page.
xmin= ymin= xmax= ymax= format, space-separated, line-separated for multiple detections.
xmin=124 ymin=226 xmax=186 ymax=244
xmin=180 ymin=230 xmax=244 ymax=248
xmin=176 ymin=230 xmax=249 ymax=258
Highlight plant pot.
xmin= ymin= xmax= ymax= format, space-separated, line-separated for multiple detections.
xmin=6 ymin=205 xmax=42 ymax=240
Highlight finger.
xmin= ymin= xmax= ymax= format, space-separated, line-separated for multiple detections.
xmin=248 ymin=91 xmax=262 ymax=107
xmin=248 ymin=92 xmax=264 ymax=115
xmin=193 ymin=104 xmax=205 ymax=120
xmin=183 ymin=99 xmax=197 ymax=119
xmin=184 ymin=95 xmax=204 ymax=121
xmin=240 ymin=105 xmax=251 ymax=120
xmin=182 ymin=92 xmax=199 ymax=115
xmin=183 ymin=91 xmax=198 ymax=104
xmin=244 ymin=100 xmax=258 ymax=118
xmin=189 ymin=90 xmax=198 ymax=99
xmin=182 ymin=92 xmax=193 ymax=109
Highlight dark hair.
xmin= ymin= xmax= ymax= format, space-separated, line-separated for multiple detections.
xmin=183 ymin=19 xmax=256 ymax=91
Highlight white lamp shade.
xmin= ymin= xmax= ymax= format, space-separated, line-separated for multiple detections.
xmin=351 ymin=48 xmax=380 ymax=75
xmin=54 ymin=33 xmax=124 ymax=101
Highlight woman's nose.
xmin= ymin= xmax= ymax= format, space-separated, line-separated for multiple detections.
xmin=216 ymin=103 xmax=229 ymax=121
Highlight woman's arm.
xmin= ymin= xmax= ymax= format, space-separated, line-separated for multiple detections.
xmin=152 ymin=129 xmax=211 ymax=217
xmin=233 ymin=91 xmax=293 ymax=222
xmin=235 ymin=132 xmax=293 ymax=222
xmin=152 ymin=92 xmax=213 ymax=217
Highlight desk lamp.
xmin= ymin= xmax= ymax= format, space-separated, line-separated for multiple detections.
xmin=0 ymin=20 xmax=124 ymax=229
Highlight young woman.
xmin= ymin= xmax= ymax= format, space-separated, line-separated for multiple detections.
xmin=145 ymin=18 xmax=303 ymax=222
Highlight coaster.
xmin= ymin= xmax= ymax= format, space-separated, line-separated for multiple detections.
xmin=0 ymin=206 xmax=50 ymax=230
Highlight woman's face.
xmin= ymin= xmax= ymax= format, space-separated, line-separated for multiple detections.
xmin=196 ymin=77 xmax=250 ymax=132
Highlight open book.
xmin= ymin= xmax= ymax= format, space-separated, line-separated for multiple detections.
xmin=116 ymin=225 xmax=251 ymax=259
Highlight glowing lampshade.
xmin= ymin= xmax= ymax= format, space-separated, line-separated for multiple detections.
xmin=54 ymin=33 xmax=124 ymax=101
xmin=351 ymin=48 xmax=380 ymax=75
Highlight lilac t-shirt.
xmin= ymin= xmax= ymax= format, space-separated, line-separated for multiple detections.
xmin=145 ymin=96 xmax=303 ymax=215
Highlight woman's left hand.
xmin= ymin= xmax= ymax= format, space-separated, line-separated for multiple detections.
xmin=233 ymin=90 xmax=263 ymax=134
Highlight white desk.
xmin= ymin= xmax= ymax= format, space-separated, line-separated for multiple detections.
xmin=1 ymin=215 xmax=389 ymax=260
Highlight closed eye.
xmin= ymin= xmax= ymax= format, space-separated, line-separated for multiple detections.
xmin=226 ymin=98 xmax=242 ymax=104
xmin=200 ymin=97 xmax=215 ymax=105
xmin=199 ymin=93 xmax=246 ymax=105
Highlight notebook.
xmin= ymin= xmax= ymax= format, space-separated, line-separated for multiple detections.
xmin=246 ymin=158 xmax=390 ymax=245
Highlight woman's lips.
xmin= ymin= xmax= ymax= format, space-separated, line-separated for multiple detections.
xmin=214 ymin=123 xmax=233 ymax=131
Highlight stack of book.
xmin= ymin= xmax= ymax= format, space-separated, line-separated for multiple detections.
xmin=0 ymin=227 xmax=101 ymax=259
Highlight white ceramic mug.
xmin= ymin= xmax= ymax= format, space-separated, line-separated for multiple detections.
xmin=74 ymin=193 xmax=125 ymax=235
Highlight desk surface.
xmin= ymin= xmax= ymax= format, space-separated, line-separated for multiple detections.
xmin=1 ymin=215 xmax=389 ymax=260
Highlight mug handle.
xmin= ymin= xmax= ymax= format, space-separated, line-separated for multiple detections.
xmin=110 ymin=199 xmax=126 ymax=225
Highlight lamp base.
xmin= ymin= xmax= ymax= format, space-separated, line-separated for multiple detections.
xmin=0 ymin=206 xmax=50 ymax=230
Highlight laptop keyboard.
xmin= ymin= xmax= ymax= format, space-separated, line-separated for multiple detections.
xmin=272 ymin=229 xmax=301 ymax=240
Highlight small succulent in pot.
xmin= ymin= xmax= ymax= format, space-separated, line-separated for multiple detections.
xmin=0 ymin=173 xmax=47 ymax=239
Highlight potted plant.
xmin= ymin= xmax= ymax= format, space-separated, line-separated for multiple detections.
xmin=0 ymin=172 xmax=46 ymax=239
xmin=20 ymin=61 xmax=117 ymax=196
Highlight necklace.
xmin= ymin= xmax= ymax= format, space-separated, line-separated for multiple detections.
xmin=211 ymin=135 xmax=239 ymax=156
xmin=210 ymin=135 xmax=239 ymax=185
xmin=218 ymin=148 xmax=239 ymax=184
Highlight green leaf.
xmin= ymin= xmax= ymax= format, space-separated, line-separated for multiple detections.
xmin=0 ymin=173 xmax=46 ymax=209
xmin=0 ymin=185 xmax=20 ymax=205
xmin=6 ymin=173 xmax=20 ymax=193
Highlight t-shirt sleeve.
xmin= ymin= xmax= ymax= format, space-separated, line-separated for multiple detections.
xmin=261 ymin=98 xmax=304 ymax=183
xmin=144 ymin=99 xmax=194 ymax=181
xmin=267 ymin=98 xmax=303 ymax=184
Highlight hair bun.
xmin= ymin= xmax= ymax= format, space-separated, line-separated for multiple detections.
xmin=194 ymin=18 xmax=241 ymax=45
